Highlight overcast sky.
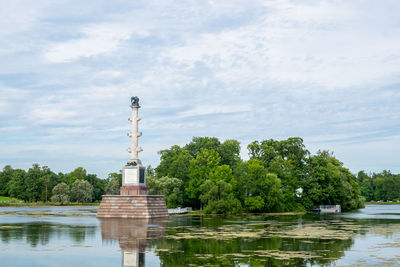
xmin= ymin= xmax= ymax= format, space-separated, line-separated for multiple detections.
xmin=0 ymin=0 xmax=399 ymax=178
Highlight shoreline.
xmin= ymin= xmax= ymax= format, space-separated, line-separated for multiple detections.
xmin=366 ymin=202 xmax=400 ymax=205
xmin=0 ymin=202 xmax=100 ymax=207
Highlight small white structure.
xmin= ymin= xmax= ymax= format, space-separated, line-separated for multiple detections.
xmin=168 ymin=207 xmax=192 ymax=214
xmin=312 ymin=205 xmax=341 ymax=213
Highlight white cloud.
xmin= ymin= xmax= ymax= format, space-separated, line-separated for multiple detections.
xmin=179 ymin=104 xmax=251 ymax=118
xmin=43 ymin=23 xmax=138 ymax=63
xmin=1 ymin=0 xmax=400 ymax=176
xmin=161 ymin=0 xmax=400 ymax=89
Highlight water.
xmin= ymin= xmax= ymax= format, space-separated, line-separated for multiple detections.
xmin=0 ymin=205 xmax=399 ymax=266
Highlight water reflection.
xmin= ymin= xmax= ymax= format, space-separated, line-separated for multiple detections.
xmin=154 ymin=215 xmax=355 ymax=266
xmin=100 ymin=218 xmax=166 ymax=267
xmin=0 ymin=206 xmax=399 ymax=266
xmin=0 ymin=222 xmax=96 ymax=247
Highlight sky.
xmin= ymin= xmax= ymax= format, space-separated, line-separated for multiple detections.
xmin=0 ymin=0 xmax=399 ymax=178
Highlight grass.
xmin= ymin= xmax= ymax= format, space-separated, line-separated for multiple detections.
xmin=0 ymin=196 xmax=99 ymax=207
xmin=0 ymin=196 xmax=23 ymax=203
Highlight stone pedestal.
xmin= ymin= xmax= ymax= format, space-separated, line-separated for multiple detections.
xmin=121 ymin=165 xmax=147 ymax=195
xmin=120 ymin=185 xmax=148 ymax=196
xmin=96 ymin=195 xmax=167 ymax=218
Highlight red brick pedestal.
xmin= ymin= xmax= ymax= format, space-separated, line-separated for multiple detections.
xmin=96 ymin=195 xmax=167 ymax=218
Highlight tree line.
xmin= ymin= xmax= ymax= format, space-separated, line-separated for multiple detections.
xmin=0 ymin=164 xmax=121 ymax=204
xmin=2 ymin=136 xmax=393 ymax=212
xmin=356 ymin=170 xmax=400 ymax=202
xmin=147 ymin=137 xmax=365 ymax=213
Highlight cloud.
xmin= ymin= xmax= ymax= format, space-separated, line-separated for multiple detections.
xmin=43 ymin=23 xmax=138 ymax=63
xmin=178 ymin=104 xmax=251 ymax=118
xmin=1 ymin=0 xmax=400 ymax=177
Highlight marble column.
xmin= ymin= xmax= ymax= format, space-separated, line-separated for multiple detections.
xmin=121 ymin=96 xmax=147 ymax=195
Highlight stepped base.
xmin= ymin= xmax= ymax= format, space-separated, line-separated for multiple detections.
xmin=96 ymin=195 xmax=168 ymax=219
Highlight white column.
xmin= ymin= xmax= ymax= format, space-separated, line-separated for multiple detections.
xmin=127 ymin=106 xmax=143 ymax=163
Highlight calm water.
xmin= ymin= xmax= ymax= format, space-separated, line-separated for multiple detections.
xmin=0 ymin=205 xmax=399 ymax=266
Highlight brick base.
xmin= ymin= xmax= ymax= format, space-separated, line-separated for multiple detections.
xmin=120 ymin=185 xmax=148 ymax=196
xmin=96 ymin=195 xmax=168 ymax=219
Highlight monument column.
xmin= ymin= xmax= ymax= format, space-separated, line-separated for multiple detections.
xmin=96 ymin=96 xmax=167 ymax=219
xmin=120 ymin=96 xmax=147 ymax=196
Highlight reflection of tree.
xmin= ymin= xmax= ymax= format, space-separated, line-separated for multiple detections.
xmin=153 ymin=215 xmax=355 ymax=267
xmin=154 ymin=236 xmax=353 ymax=266
xmin=0 ymin=222 xmax=96 ymax=247
xmin=100 ymin=218 xmax=166 ymax=267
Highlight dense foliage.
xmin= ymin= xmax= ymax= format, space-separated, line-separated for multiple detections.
xmin=2 ymin=136 xmax=389 ymax=212
xmin=152 ymin=137 xmax=365 ymax=214
xmin=0 ymin=164 xmax=111 ymax=204
xmin=356 ymin=170 xmax=400 ymax=202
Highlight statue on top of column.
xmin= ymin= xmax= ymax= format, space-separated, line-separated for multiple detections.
xmin=131 ymin=96 xmax=140 ymax=107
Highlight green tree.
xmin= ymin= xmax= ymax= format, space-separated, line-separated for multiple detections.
xmin=50 ymin=183 xmax=70 ymax=204
xmin=156 ymin=145 xmax=193 ymax=185
xmin=71 ymin=180 xmax=93 ymax=203
xmin=185 ymin=137 xmax=221 ymax=158
xmin=67 ymin=167 xmax=87 ymax=186
xmin=7 ymin=169 xmax=27 ymax=201
xmin=235 ymin=159 xmax=284 ymax=212
xmin=185 ymin=137 xmax=241 ymax=168
xmin=218 ymin=139 xmax=241 ymax=168
xmin=187 ymin=149 xmax=221 ymax=208
xmin=85 ymin=174 xmax=105 ymax=202
xmin=39 ymin=166 xmax=58 ymax=202
xmin=105 ymin=172 xmax=122 ymax=195
xmin=199 ymin=179 xmax=242 ymax=214
xmin=149 ymin=176 xmax=183 ymax=208
xmin=25 ymin=164 xmax=42 ymax=202
xmin=0 ymin=165 xmax=13 ymax=196
xmin=247 ymin=138 xmax=309 ymax=211
xmin=357 ymin=171 xmax=374 ymax=201
xmin=302 ymin=151 xmax=364 ymax=211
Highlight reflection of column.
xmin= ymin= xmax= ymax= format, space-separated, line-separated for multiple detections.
xmin=100 ymin=218 xmax=166 ymax=267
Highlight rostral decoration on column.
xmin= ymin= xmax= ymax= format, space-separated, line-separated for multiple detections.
xmin=126 ymin=96 xmax=143 ymax=166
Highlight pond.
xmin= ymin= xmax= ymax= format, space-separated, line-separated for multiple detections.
xmin=0 ymin=205 xmax=399 ymax=266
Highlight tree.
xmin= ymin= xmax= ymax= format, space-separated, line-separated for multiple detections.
xmin=187 ymin=149 xmax=221 ymax=208
xmin=39 ymin=166 xmax=58 ymax=202
xmin=218 ymin=139 xmax=241 ymax=168
xmin=247 ymin=138 xmax=309 ymax=211
xmin=235 ymin=159 xmax=284 ymax=212
xmin=156 ymin=146 xmax=193 ymax=180
xmin=7 ymin=169 xmax=27 ymax=201
xmin=199 ymin=179 xmax=242 ymax=214
xmin=67 ymin=167 xmax=87 ymax=186
xmin=149 ymin=176 xmax=183 ymax=208
xmin=70 ymin=180 xmax=93 ymax=203
xmin=105 ymin=172 xmax=122 ymax=195
xmin=357 ymin=171 xmax=374 ymax=201
xmin=51 ymin=183 xmax=70 ymax=204
xmin=302 ymin=151 xmax=364 ymax=211
xmin=0 ymin=165 xmax=13 ymax=196
xmin=85 ymin=174 xmax=105 ymax=202
xmin=185 ymin=137 xmax=221 ymax=159
xmin=25 ymin=164 xmax=42 ymax=202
